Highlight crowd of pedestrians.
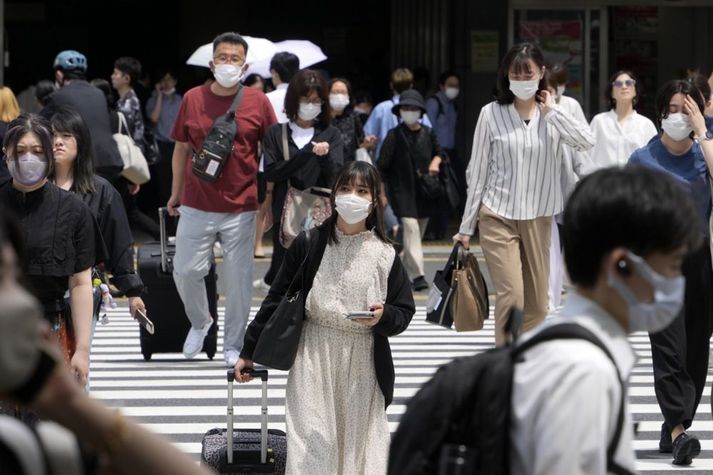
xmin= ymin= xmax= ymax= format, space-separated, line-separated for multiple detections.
xmin=1 ymin=32 xmax=713 ymax=474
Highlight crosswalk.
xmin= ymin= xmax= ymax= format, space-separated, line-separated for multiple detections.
xmin=89 ymin=305 xmax=713 ymax=473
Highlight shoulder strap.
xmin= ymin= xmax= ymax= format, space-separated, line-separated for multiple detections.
xmin=117 ymin=112 xmax=128 ymax=135
xmin=513 ymin=323 xmax=632 ymax=475
xmin=281 ymin=123 xmax=290 ymax=161
xmin=226 ymin=85 xmax=245 ymax=120
xmin=285 ymin=231 xmax=312 ymax=295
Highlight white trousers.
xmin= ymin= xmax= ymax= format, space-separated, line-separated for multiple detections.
xmin=401 ymin=217 xmax=429 ymax=280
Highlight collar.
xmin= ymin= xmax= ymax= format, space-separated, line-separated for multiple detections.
xmin=527 ymin=292 xmax=637 ymax=379
xmin=276 ymin=83 xmax=288 ymax=91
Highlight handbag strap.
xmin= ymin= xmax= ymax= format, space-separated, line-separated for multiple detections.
xmin=117 ymin=112 xmax=128 ymax=135
xmin=285 ymin=230 xmax=312 ymax=295
xmin=226 ymin=85 xmax=245 ymax=120
xmin=281 ymin=123 xmax=290 ymax=161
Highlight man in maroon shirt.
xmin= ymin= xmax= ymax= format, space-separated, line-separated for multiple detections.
xmin=167 ymin=32 xmax=277 ymax=366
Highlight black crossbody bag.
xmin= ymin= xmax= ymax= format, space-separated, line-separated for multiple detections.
xmin=192 ymin=86 xmax=245 ymax=183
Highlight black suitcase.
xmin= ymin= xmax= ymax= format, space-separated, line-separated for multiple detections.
xmin=136 ymin=207 xmax=218 ymax=361
xmin=201 ymin=369 xmax=287 ymax=474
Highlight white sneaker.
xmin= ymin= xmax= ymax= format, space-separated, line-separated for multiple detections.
xmin=252 ymin=278 xmax=270 ymax=292
xmin=224 ymin=349 xmax=240 ymax=368
xmin=182 ymin=320 xmax=212 ymax=359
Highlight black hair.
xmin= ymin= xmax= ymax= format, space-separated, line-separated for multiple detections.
xmin=563 ymin=166 xmax=702 ymax=288
xmin=3 ymin=113 xmax=55 ymax=177
xmin=212 ymin=32 xmax=249 ymax=55
xmin=328 ymin=77 xmax=355 ymax=113
xmin=156 ymin=69 xmax=178 ymax=82
xmin=270 ymin=52 xmax=300 ymax=84
xmin=437 ymin=71 xmax=460 ymax=87
xmin=243 ymin=73 xmax=263 ymax=88
xmin=605 ymin=70 xmax=642 ymax=110
xmin=495 ymin=43 xmax=546 ymax=105
xmin=543 ymin=70 xmax=557 ymax=92
xmin=284 ymin=69 xmax=331 ymax=128
xmin=90 ymin=78 xmax=116 ymax=111
xmin=354 ymin=90 xmax=373 ymax=105
xmin=327 ymin=161 xmax=390 ymax=245
xmin=62 ymin=69 xmax=86 ymax=81
xmin=34 ymin=80 xmax=56 ymax=107
xmin=654 ymin=79 xmax=706 ymax=128
xmin=550 ymin=63 xmax=568 ymax=85
xmin=114 ymin=57 xmax=142 ymax=86
xmin=50 ymin=106 xmax=96 ymax=194
xmin=687 ymin=73 xmax=711 ymax=107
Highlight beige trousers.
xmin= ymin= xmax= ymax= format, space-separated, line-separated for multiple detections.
xmin=478 ymin=206 xmax=551 ymax=346
xmin=401 ymin=217 xmax=429 ymax=280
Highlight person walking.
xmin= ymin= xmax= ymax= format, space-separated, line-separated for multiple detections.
xmin=236 ymin=161 xmax=415 ymax=475
xmin=328 ymin=77 xmax=376 ymax=162
xmin=627 ymin=79 xmax=713 ymax=465
xmin=111 ymin=57 xmax=145 ymax=145
xmin=589 ymin=70 xmax=658 ymax=169
xmin=453 ymin=43 xmax=594 ymax=345
xmin=378 ymin=89 xmax=444 ymax=291
xmin=254 ymin=69 xmax=344 ymax=291
xmin=266 ymin=52 xmax=300 ymax=124
xmin=167 ymin=32 xmax=277 ymax=367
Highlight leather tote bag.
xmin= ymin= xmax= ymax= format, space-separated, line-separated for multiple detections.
xmin=452 ymin=246 xmax=490 ymax=332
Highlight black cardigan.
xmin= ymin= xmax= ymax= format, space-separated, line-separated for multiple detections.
xmin=240 ymin=221 xmax=415 ymax=407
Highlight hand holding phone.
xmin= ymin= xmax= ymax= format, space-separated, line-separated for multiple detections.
xmin=135 ymin=308 xmax=155 ymax=335
xmin=344 ymin=311 xmax=375 ymax=320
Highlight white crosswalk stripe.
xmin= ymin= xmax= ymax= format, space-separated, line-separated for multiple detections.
xmin=90 ymin=306 xmax=713 ymax=473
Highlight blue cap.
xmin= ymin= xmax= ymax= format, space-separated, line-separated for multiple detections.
xmin=53 ymin=50 xmax=87 ymax=71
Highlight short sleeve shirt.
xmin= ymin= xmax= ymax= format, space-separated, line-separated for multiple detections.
xmin=171 ymin=84 xmax=277 ymax=213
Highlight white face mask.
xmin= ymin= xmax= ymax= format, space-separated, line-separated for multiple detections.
xmin=608 ymin=251 xmax=685 ymax=333
xmin=298 ymin=102 xmax=322 ymax=122
xmin=444 ymin=87 xmax=459 ymax=100
xmin=329 ymin=94 xmax=350 ymax=112
xmin=509 ymin=79 xmax=539 ymax=100
xmin=661 ymin=113 xmax=693 ymax=141
xmin=400 ymin=110 xmax=421 ymax=125
xmin=213 ymin=64 xmax=243 ymax=88
xmin=556 ymin=85 xmax=566 ymax=98
xmin=335 ymin=193 xmax=372 ymax=224
xmin=7 ymin=153 xmax=49 ymax=187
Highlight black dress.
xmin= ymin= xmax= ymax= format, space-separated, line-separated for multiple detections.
xmin=331 ymin=111 xmax=365 ymax=162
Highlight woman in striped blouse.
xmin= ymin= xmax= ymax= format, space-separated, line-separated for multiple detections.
xmin=453 ymin=43 xmax=595 ymax=345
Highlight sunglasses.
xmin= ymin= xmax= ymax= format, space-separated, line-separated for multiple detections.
xmin=613 ymin=79 xmax=636 ymax=88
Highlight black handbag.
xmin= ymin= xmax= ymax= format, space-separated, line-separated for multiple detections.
xmin=439 ymin=159 xmax=460 ymax=211
xmin=425 ymin=242 xmax=461 ymax=328
xmin=252 ymin=231 xmax=312 ymax=370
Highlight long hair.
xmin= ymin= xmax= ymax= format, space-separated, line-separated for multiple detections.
xmin=654 ymin=79 xmax=706 ymax=129
xmin=329 ymin=77 xmax=355 ymax=114
xmin=327 ymin=161 xmax=390 ymax=245
xmin=50 ymin=106 xmax=96 ymax=194
xmin=0 ymin=87 xmax=20 ymax=123
xmin=3 ymin=113 xmax=55 ymax=177
xmin=494 ymin=43 xmax=546 ymax=105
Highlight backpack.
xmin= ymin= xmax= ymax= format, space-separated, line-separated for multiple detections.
xmin=388 ymin=321 xmax=633 ymax=475
xmin=191 ymin=86 xmax=245 ymax=183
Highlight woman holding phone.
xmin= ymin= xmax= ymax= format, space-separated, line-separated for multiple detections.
xmin=453 ymin=43 xmax=595 ymax=345
xmin=236 ymin=161 xmax=415 ymax=474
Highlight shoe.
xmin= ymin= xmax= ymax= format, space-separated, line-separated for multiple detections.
xmin=659 ymin=423 xmax=672 ymax=453
xmin=412 ymin=276 xmax=429 ymax=291
xmin=182 ymin=320 xmax=212 ymax=359
xmin=252 ymin=278 xmax=270 ymax=292
xmin=224 ymin=349 xmax=239 ymax=368
xmin=672 ymin=432 xmax=701 ymax=465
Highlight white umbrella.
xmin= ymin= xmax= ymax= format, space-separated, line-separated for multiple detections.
xmin=246 ymin=40 xmax=328 ymax=78
xmin=186 ymin=36 xmax=279 ymax=67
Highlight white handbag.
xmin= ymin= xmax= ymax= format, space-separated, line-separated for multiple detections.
xmin=114 ymin=112 xmax=150 ymax=185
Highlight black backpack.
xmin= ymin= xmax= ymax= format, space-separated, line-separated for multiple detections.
xmin=192 ymin=86 xmax=245 ymax=183
xmin=388 ymin=321 xmax=633 ymax=475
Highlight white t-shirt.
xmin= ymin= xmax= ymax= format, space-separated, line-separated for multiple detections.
xmin=266 ymin=84 xmax=289 ymax=124
xmin=589 ymin=110 xmax=658 ymax=168
xmin=289 ymin=121 xmax=314 ymax=149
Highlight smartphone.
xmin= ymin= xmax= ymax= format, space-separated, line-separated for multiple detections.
xmin=344 ymin=311 xmax=375 ymax=320
xmin=135 ymin=308 xmax=155 ymax=335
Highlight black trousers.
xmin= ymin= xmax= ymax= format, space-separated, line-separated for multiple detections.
xmin=263 ymin=222 xmax=287 ymax=286
xmin=650 ymin=242 xmax=713 ymax=431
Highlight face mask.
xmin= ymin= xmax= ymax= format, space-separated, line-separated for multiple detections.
xmin=444 ymin=87 xmax=459 ymax=100
xmin=7 ymin=153 xmax=49 ymax=187
xmin=298 ymin=102 xmax=322 ymax=121
xmin=661 ymin=113 xmax=693 ymax=141
xmin=400 ymin=110 xmax=421 ymax=125
xmin=335 ymin=193 xmax=372 ymax=224
xmin=213 ymin=64 xmax=243 ymax=88
xmin=556 ymin=85 xmax=566 ymax=98
xmin=329 ymin=94 xmax=350 ymax=112
xmin=163 ymin=88 xmax=176 ymax=95
xmin=608 ymin=251 xmax=685 ymax=333
xmin=509 ymin=79 xmax=539 ymax=100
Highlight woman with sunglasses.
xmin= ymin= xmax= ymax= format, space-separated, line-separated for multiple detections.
xmin=589 ymin=71 xmax=657 ymax=169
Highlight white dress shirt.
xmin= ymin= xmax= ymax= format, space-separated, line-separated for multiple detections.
xmin=510 ymin=293 xmax=637 ymax=475
xmin=459 ymin=102 xmax=594 ymax=234
xmin=558 ymin=96 xmax=594 ymax=200
xmin=266 ymin=83 xmax=289 ymax=124
xmin=589 ymin=110 xmax=658 ymax=168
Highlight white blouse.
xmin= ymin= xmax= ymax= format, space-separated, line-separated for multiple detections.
xmin=589 ymin=110 xmax=658 ymax=168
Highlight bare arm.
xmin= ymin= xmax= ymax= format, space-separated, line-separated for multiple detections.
xmin=68 ymin=267 xmax=93 ymax=385
xmin=168 ymin=141 xmax=191 ymax=215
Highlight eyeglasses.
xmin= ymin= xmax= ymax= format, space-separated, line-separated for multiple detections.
xmin=613 ymin=79 xmax=636 ymax=88
xmin=213 ymin=55 xmax=245 ymax=66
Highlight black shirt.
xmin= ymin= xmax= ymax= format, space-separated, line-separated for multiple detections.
xmin=331 ymin=111 xmax=365 ymax=163
xmin=0 ymin=181 xmax=105 ymax=312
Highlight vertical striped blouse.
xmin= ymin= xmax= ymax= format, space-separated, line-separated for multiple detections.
xmin=459 ymin=102 xmax=595 ymax=235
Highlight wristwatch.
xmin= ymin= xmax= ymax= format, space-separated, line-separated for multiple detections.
xmin=695 ymin=130 xmax=713 ymax=142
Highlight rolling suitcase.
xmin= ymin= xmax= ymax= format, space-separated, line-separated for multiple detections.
xmin=137 ymin=207 xmax=218 ymax=361
xmin=201 ymin=369 xmax=287 ymax=474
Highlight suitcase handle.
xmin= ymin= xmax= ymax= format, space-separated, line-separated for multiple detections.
xmin=158 ymin=207 xmax=170 ymax=273
xmin=226 ymin=368 xmax=269 ymax=465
